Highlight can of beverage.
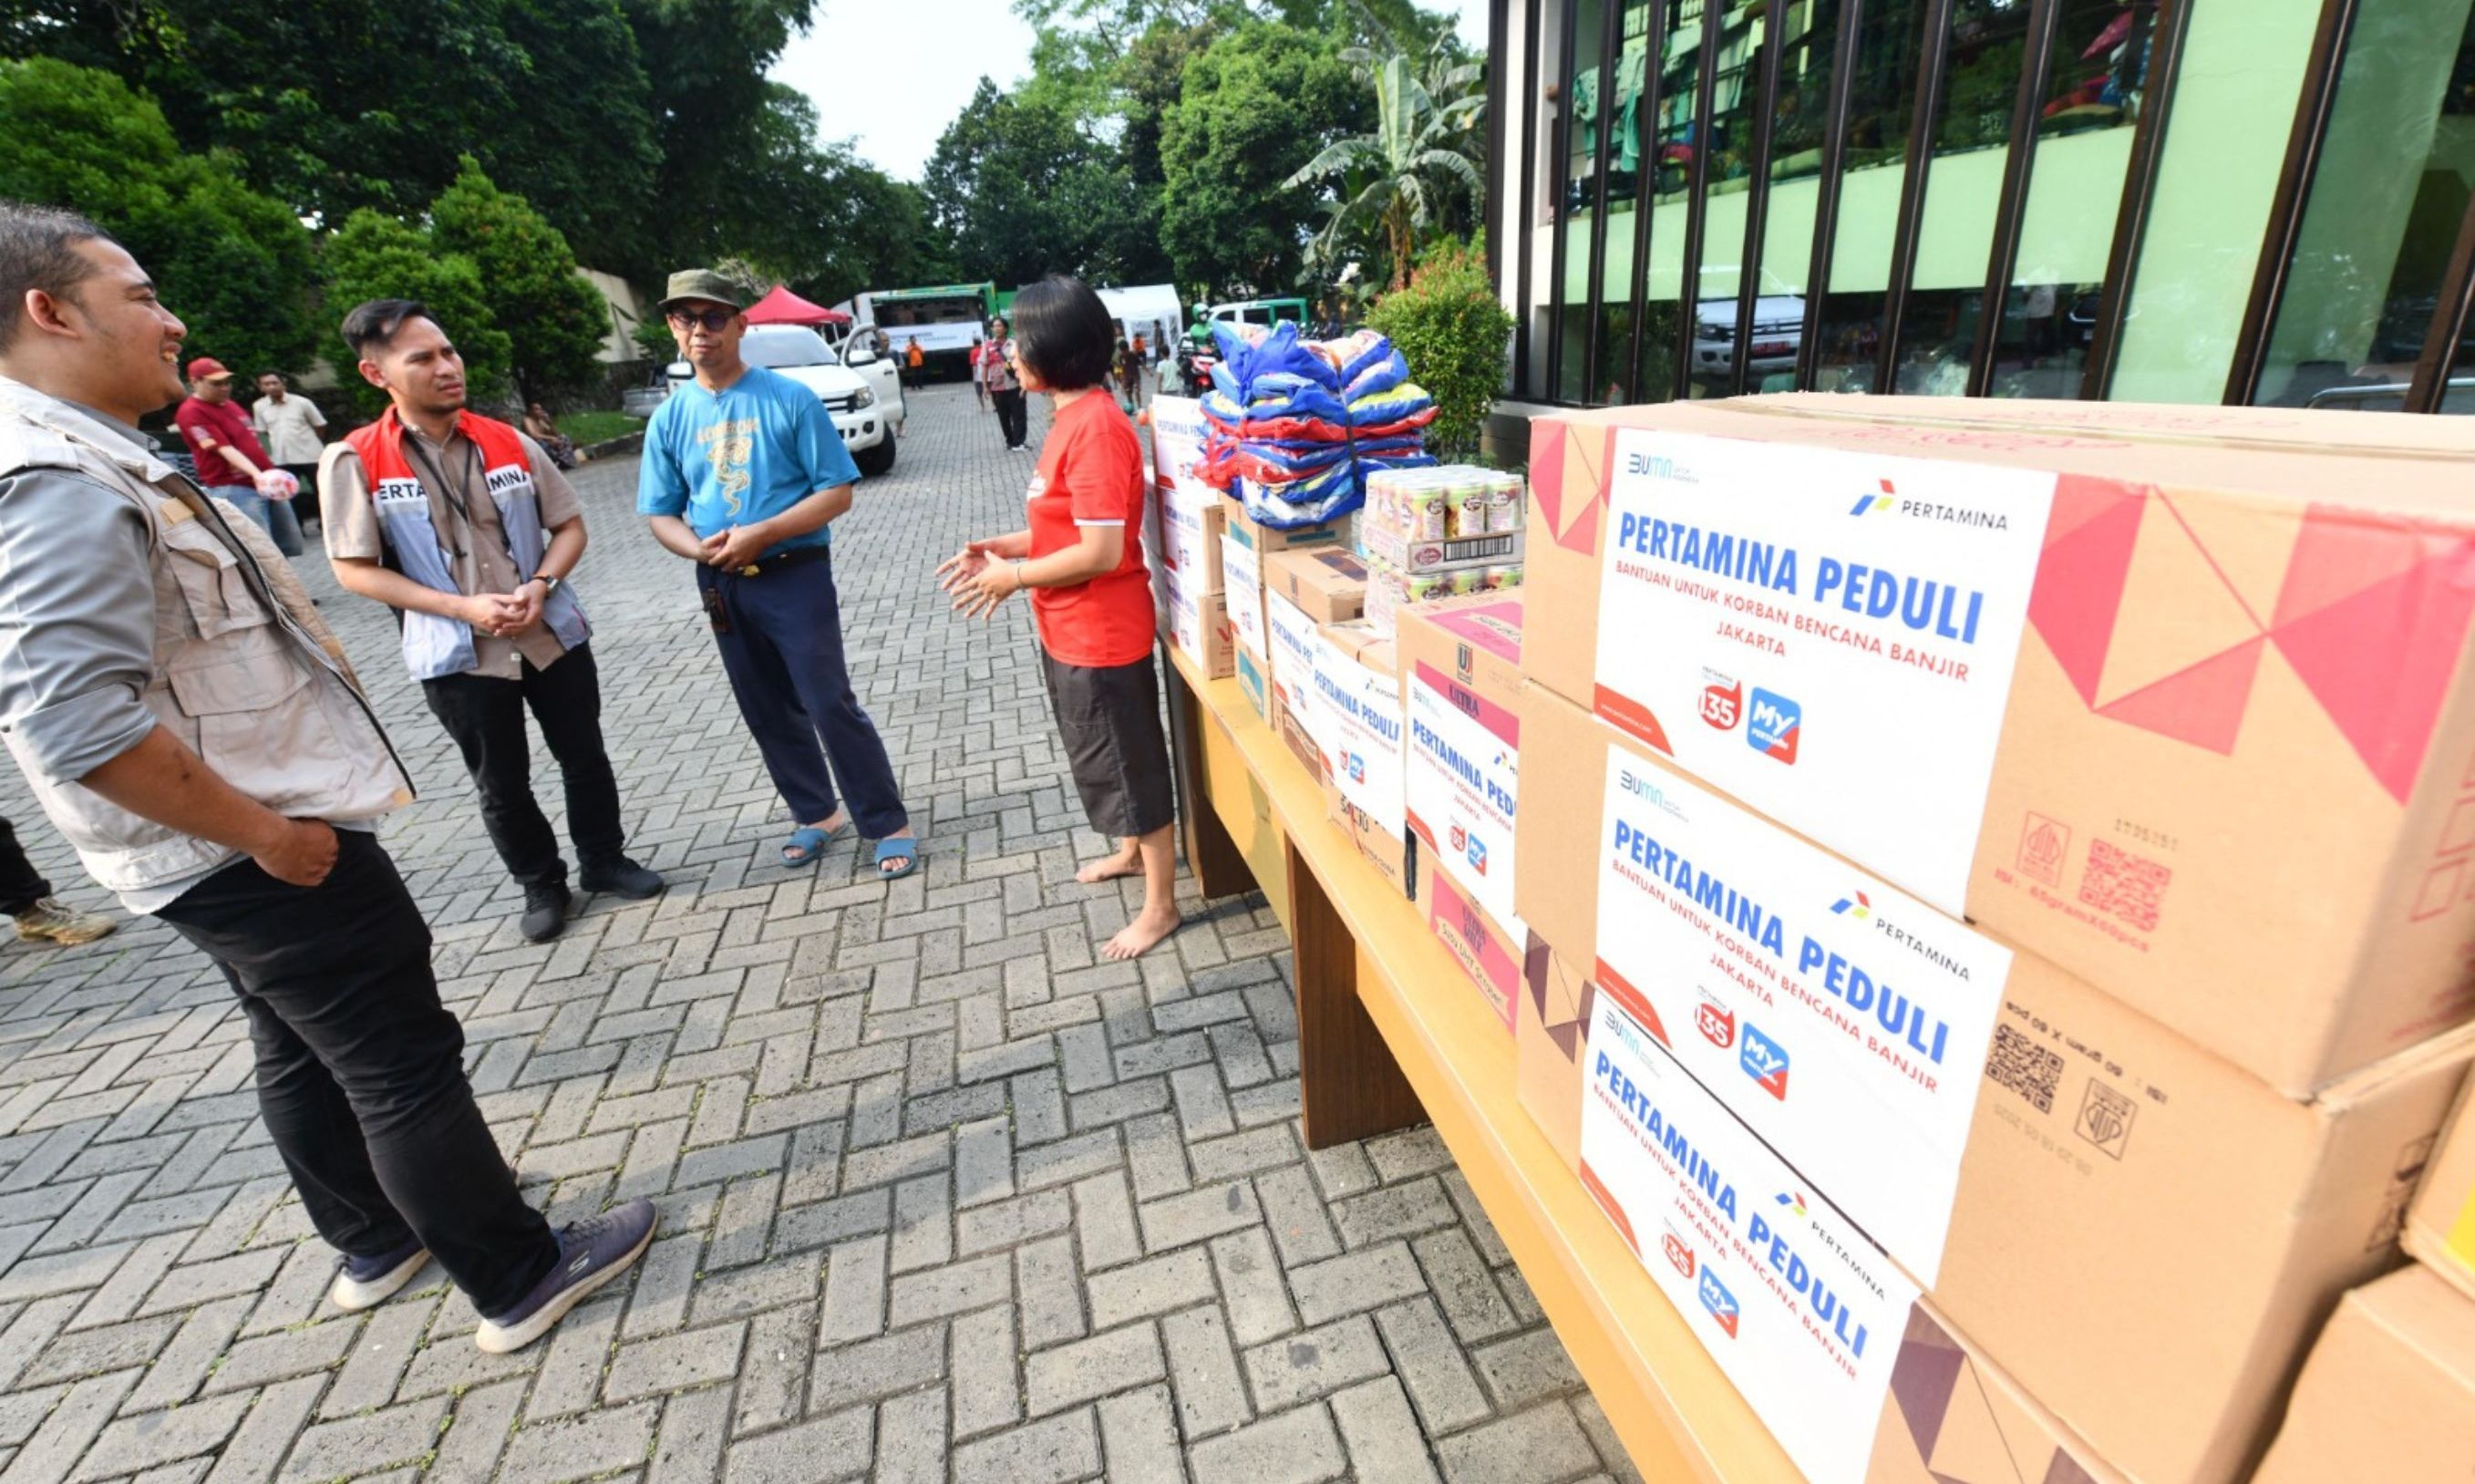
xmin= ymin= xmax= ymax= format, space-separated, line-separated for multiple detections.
xmin=1489 ymin=473 xmax=1525 ymax=534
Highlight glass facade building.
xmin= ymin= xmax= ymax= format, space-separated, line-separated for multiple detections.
xmin=1487 ymin=0 xmax=2475 ymax=414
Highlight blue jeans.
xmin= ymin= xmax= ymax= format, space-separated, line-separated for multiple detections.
xmin=696 ymin=552 xmax=910 ymax=838
xmin=223 ymin=488 xmax=305 ymax=557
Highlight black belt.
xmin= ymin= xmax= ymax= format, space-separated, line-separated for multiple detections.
xmin=705 ymin=543 xmax=830 ymax=580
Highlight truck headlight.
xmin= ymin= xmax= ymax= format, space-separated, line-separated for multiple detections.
xmin=850 ymin=386 xmax=876 ymax=410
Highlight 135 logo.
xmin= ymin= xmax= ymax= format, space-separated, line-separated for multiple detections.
xmin=1663 ymin=1233 xmax=1696 ymax=1279
xmin=1699 ymin=670 xmax=1742 ymax=731
xmin=1695 ymin=993 xmax=1736 ymax=1049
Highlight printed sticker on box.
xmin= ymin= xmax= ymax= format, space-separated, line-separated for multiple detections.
xmin=1269 ymin=594 xmax=1324 ymax=743
xmin=1407 ymin=661 xmax=1520 ymax=930
xmin=1150 ymin=397 xmax=1213 ymax=504
xmin=1580 ymin=998 xmax=1918 ymax=1484
xmin=1315 ymin=634 xmax=1406 ymax=837
xmin=1593 ymin=757 xmax=2012 ymax=1282
xmin=1592 ymin=432 xmax=2056 ymax=912
xmin=1224 ymin=533 xmax=1266 ymax=658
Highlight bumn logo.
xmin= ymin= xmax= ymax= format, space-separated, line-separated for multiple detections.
xmin=1698 ymin=1270 xmax=1741 ymax=1336
xmin=1695 ymin=994 xmax=1736 ymax=1049
xmin=1739 ymin=1025 xmax=1790 ymax=1099
xmin=1849 ymin=479 xmax=1897 ymax=516
xmin=1663 ymin=1233 xmax=1697 ymax=1279
xmin=1747 ymin=688 xmax=1800 ymax=764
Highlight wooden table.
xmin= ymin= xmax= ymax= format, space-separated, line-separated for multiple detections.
xmin=1160 ymin=643 xmax=1805 ymax=1484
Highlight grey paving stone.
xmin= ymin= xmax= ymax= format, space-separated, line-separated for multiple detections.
xmin=646 ymin=1383 xmax=732 ymax=1484
xmin=603 ymin=1321 xmax=748 ymax=1401
xmin=1160 ymin=1304 xmax=1251 ymax=1440
xmin=1243 ymin=1314 xmax=1393 ymax=1413
xmin=1288 ymin=1241 xmax=1428 ymax=1328
xmin=1433 ymin=1400 xmax=1601 ymax=1484
xmin=1087 ymin=1247 xmax=1215 ymax=1332
xmin=809 ymin=1324 xmax=945 ymax=1415
xmin=497 ymin=1400 xmax=660 ymax=1484
xmin=1023 ymin=1322 xmax=1164 ymax=1416
xmin=1186 ymin=1403 xmax=1349 ymax=1484
xmin=277 ymin=1395 xmax=449 ymax=1481
xmin=1098 ymin=1383 xmax=1186 ymax=1484
xmin=952 ymin=1407 xmax=1099 ymax=1484
xmin=720 ymin=1406 xmax=872 ymax=1484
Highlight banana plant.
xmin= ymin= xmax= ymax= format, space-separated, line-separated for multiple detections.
xmin=1285 ymin=43 xmax=1487 ymax=293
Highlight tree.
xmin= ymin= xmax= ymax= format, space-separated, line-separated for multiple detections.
xmin=323 ymin=209 xmax=513 ymax=412
xmin=0 ymin=57 xmax=319 ymax=380
xmin=1284 ymin=44 xmax=1484 ymax=290
xmin=430 ymin=159 xmax=612 ymax=399
xmin=1366 ymin=235 xmax=1509 ymax=460
xmin=924 ymin=78 xmax=1168 ymax=288
xmin=1158 ymin=20 xmax=1366 ymax=299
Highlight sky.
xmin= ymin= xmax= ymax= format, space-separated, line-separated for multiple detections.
xmin=770 ymin=0 xmax=1491 ymax=183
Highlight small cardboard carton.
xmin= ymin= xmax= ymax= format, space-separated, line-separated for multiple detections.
xmin=2252 ymin=1264 xmax=2475 ymax=1484
xmin=1232 ymin=643 xmax=1270 ymax=721
xmin=1222 ymin=529 xmax=1267 ymax=661
xmin=1516 ymin=682 xmax=2475 ymax=1484
xmin=1524 ymin=397 xmax=2475 ymax=1095
xmin=1265 ymin=548 xmax=1369 ymax=625
xmin=1413 ymin=847 xmax=1526 ymax=1030
xmin=1264 ymin=593 xmax=1326 ymax=784
xmin=1159 ymin=487 xmax=1225 ymax=595
xmin=1161 ymin=569 xmax=1233 ymax=681
xmin=1397 ymin=595 xmax=1525 ymax=934
xmin=1313 ymin=621 xmax=1406 ymax=842
xmin=1224 ymin=496 xmax=1350 ymax=555
xmin=1572 ymin=994 xmax=2126 ymax=1484
xmin=2406 ymin=1082 xmax=2475 ymax=1303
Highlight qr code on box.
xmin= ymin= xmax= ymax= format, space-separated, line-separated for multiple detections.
xmin=2079 ymin=838 xmax=2170 ymax=933
xmin=1986 ymin=1024 xmax=2064 ymax=1114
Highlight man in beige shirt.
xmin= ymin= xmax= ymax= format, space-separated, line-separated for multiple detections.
xmin=252 ymin=371 xmax=325 ymax=529
xmin=320 ymin=298 xmax=661 ymax=942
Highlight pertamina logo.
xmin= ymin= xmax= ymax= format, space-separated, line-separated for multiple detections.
xmin=1739 ymin=1025 xmax=1790 ymax=1099
xmin=1775 ymin=1190 xmax=1809 ymax=1220
xmin=1695 ymin=993 xmax=1736 ymax=1049
xmin=1700 ymin=670 xmax=1742 ymax=731
xmin=1849 ymin=479 xmax=1896 ymax=516
xmin=1663 ymin=1232 xmax=1697 ymax=1279
xmin=1830 ymin=891 xmax=1872 ymax=922
xmin=1697 ymin=1270 xmax=1741 ymax=1336
xmin=1746 ymin=688 xmax=1800 ymax=764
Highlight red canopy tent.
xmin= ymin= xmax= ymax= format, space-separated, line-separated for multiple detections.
xmin=743 ymin=285 xmax=851 ymax=327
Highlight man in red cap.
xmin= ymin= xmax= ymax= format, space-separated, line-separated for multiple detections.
xmin=174 ymin=355 xmax=304 ymax=555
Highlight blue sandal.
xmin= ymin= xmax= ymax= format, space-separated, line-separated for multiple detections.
xmin=780 ymin=822 xmax=847 ymax=868
xmin=873 ymin=837 xmax=921 ymax=881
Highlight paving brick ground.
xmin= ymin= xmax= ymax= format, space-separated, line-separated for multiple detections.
xmin=0 ymin=385 xmax=1636 ymax=1483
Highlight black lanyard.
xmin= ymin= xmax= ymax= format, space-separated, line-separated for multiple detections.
xmin=401 ymin=431 xmax=511 ymax=567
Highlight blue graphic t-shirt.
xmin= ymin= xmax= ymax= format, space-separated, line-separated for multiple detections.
xmin=637 ymin=365 xmax=861 ymax=559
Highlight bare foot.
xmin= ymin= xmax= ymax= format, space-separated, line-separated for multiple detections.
xmin=1102 ymin=906 xmax=1182 ymax=961
xmin=1074 ymin=850 xmax=1143 ymax=885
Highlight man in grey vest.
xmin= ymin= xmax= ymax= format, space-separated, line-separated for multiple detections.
xmin=320 ymin=299 xmax=661 ymax=943
xmin=0 ymin=201 xmax=654 ymax=1354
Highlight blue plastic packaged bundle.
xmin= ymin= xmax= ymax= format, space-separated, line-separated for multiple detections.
xmin=1199 ymin=322 xmax=1437 ymax=528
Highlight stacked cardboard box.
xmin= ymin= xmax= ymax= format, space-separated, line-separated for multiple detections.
xmin=1314 ymin=618 xmax=1412 ymax=893
xmin=1222 ymin=500 xmax=1348 ymax=721
xmin=2408 ymin=1085 xmax=2475 ymax=1302
xmin=1262 ymin=546 xmax=1368 ymax=786
xmin=1149 ymin=397 xmax=1233 ymax=679
xmin=1510 ymin=396 xmax=2475 ymax=1484
xmin=1358 ymin=466 xmax=1528 ymax=638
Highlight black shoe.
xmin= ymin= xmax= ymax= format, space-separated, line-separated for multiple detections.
xmin=473 ymin=1199 xmax=657 ymax=1354
xmin=580 ymin=856 xmax=665 ymax=899
xmin=520 ymin=883 xmax=571 ymax=943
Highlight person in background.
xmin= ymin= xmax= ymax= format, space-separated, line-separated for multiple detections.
xmin=636 ymin=270 xmax=920 ymax=881
xmin=251 ymin=371 xmax=325 ymax=531
xmin=903 ymin=336 xmax=925 ymax=389
xmin=523 ymin=402 xmax=580 ymax=469
xmin=1118 ymin=329 xmax=1146 ymax=412
xmin=321 ymin=299 xmax=664 ymax=943
xmin=175 ymin=356 xmax=303 ymax=555
xmin=0 ymin=817 xmax=113 ymax=946
xmin=939 ymin=274 xmax=1179 ymax=961
xmin=985 ymin=314 xmax=1026 ymax=450
xmin=0 ymin=201 xmax=655 ymax=1353
xmin=970 ymin=336 xmax=988 ymax=413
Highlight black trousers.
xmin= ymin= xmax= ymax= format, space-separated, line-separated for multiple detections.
xmin=422 ymin=643 xmax=626 ymax=889
xmin=282 ymin=463 xmax=320 ymax=526
xmin=157 ymin=832 xmax=557 ymax=1314
xmin=993 ymin=388 xmax=1027 ymax=448
xmin=0 ymin=817 xmax=50 ymax=916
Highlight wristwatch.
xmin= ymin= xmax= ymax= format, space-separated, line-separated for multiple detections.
xmin=530 ymin=572 xmax=562 ymax=596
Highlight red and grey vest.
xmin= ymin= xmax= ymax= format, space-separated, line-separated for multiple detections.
xmin=345 ymin=409 xmax=589 ymax=679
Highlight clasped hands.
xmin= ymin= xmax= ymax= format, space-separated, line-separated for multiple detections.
xmin=459 ymin=581 xmax=546 ymax=639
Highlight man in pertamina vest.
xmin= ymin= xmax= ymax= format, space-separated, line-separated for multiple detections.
xmin=0 ymin=201 xmax=655 ymax=1352
xmin=322 ymin=298 xmax=663 ymax=943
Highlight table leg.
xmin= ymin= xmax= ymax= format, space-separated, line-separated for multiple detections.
xmin=1286 ymin=838 xmax=1424 ymax=1148
xmin=1162 ymin=642 xmax=1255 ymax=902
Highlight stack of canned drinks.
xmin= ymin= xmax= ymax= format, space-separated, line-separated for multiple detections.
xmin=1358 ymin=466 xmax=1528 ymax=637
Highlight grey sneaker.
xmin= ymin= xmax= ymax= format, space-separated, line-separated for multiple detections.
xmin=14 ymin=898 xmax=115 ymax=946
xmin=474 ymin=1200 xmax=657 ymax=1354
xmin=330 ymin=1236 xmax=428 ymax=1312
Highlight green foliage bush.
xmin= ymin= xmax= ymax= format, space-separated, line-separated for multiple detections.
xmin=323 ymin=211 xmax=512 ymax=413
xmin=1366 ymin=236 xmax=1510 ymax=462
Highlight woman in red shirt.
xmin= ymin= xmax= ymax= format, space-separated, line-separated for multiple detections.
xmin=938 ymin=275 xmax=1178 ymax=961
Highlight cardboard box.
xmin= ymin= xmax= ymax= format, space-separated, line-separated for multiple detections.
xmin=1222 ymin=530 xmax=1267 ymax=661
xmin=1224 ymin=496 xmax=1349 ymax=555
xmin=1361 ymin=521 xmax=1527 ymax=575
xmin=1397 ymin=595 xmax=1525 ymax=933
xmin=1232 ymin=643 xmax=1270 ymax=721
xmin=2406 ymin=1083 xmax=2475 ymax=1303
xmin=1337 ymin=792 xmax=1411 ymax=896
xmin=1265 ymin=548 xmax=1368 ymax=625
xmin=2252 ymin=1264 xmax=2475 ymax=1484
xmin=1159 ymin=488 xmax=1225 ymax=595
xmin=1162 ymin=571 xmax=1233 ymax=681
xmin=1265 ymin=593 xmax=1325 ymax=783
xmin=1525 ymin=397 xmax=2475 ymax=1095
xmin=1414 ymin=847 xmax=1526 ymax=1029
xmin=1313 ymin=621 xmax=1406 ymax=840
xmin=1516 ymin=684 xmax=2475 ymax=1484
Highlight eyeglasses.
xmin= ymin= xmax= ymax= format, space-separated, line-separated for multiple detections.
xmin=666 ymin=307 xmax=737 ymax=333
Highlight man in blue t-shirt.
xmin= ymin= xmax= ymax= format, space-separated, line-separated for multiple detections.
xmin=638 ymin=271 xmax=917 ymax=879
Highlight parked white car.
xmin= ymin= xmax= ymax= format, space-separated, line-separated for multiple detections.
xmin=834 ymin=327 xmax=906 ymax=433
xmin=667 ymin=325 xmax=896 ymax=476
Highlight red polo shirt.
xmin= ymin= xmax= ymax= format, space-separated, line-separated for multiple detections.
xmin=1026 ymin=392 xmax=1154 ymax=668
xmin=174 ymin=396 xmax=269 ymax=488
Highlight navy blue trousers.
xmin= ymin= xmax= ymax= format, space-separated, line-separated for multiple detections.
xmin=697 ymin=554 xmax=910 ymax=839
